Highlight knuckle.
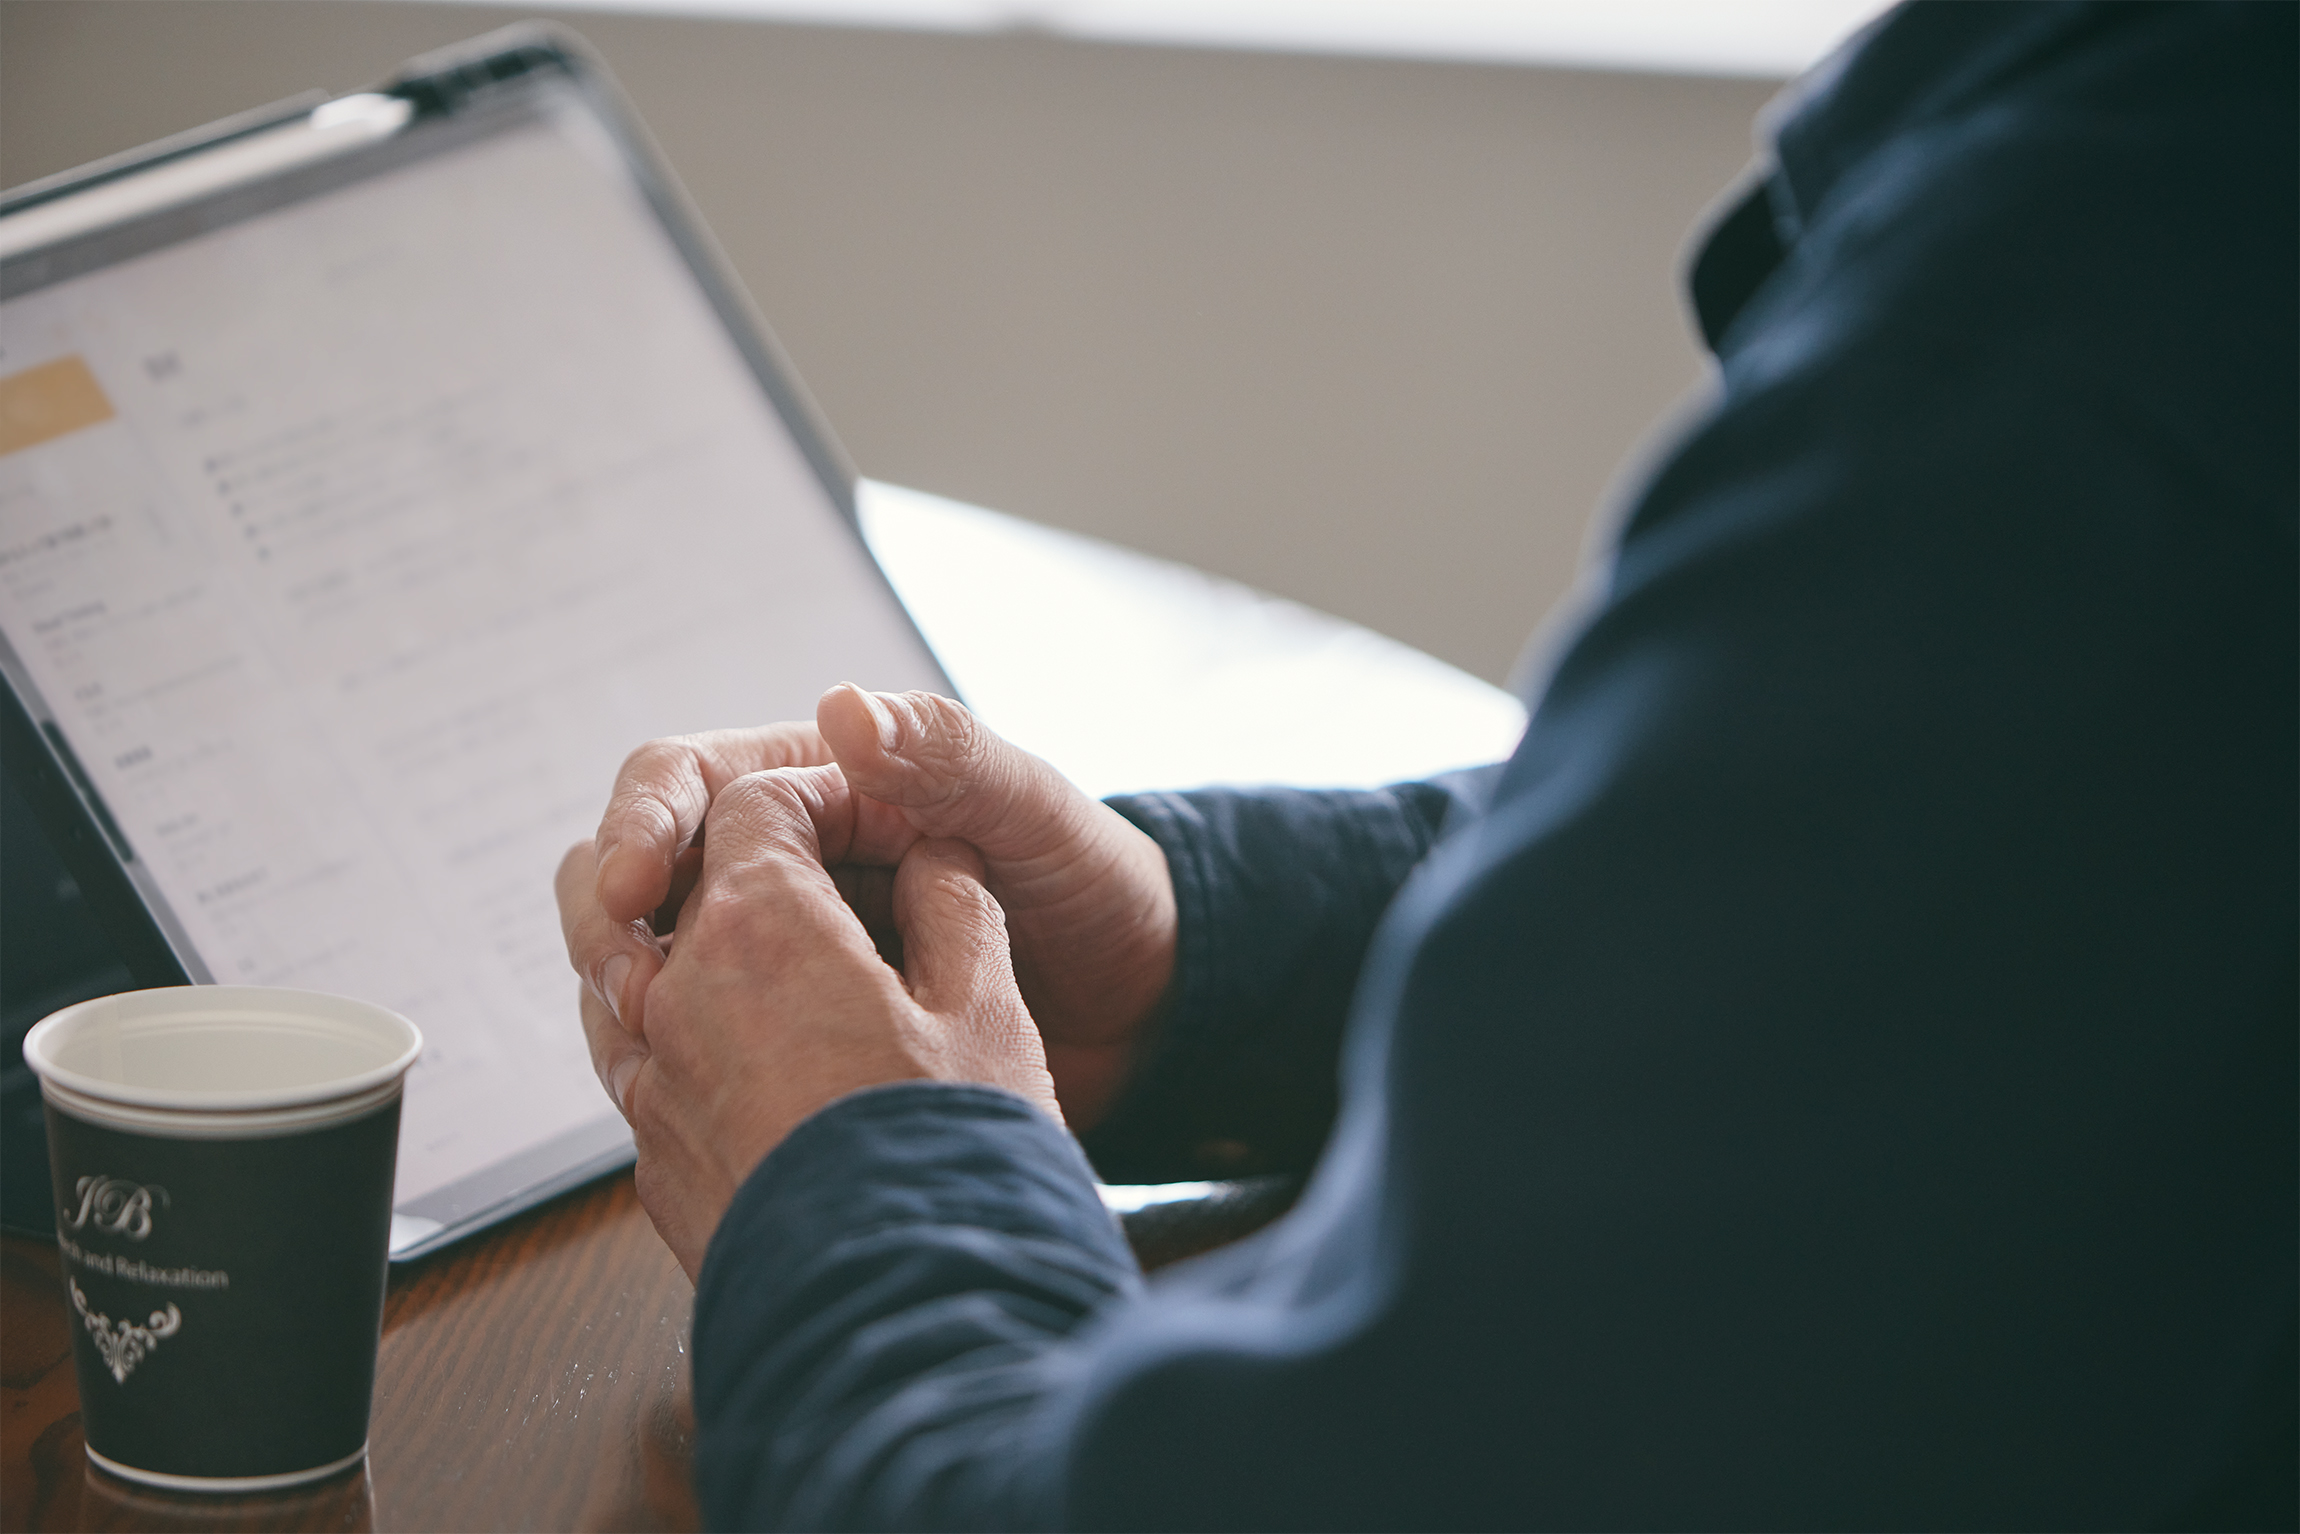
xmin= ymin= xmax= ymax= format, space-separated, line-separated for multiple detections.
xmin=610 ymin=739 xmax=710 ymax=822
xmin=690 ymin=733 xmax=756 ymax=790
xmin=615 ymin=736 xmax=690 ymax=786
xmin=930 ymin=864 xmax=1007 ymax=940
xmin=920 ymin=835 xmax=987 ymax=880
xmin=932 ymin=694 xmax=984 ymax=765
xmin=897 ymin=693 xmax=988 ymax=800
xmin=957 ymin=879 xmax=1007 ymax=935
xmin=713 ymin=769 xmax=801 ymax=824
xmin=605 ymin=786 xmax=678 ymax=845
xmin=705 ymin=770 xmax=835 ymax=865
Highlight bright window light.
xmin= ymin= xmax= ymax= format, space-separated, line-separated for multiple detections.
xmin=421 ymin=0 xmax=1899 ymax=79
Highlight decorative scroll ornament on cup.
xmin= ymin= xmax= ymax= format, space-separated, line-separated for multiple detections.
xmin=71 ymin=1278 xmax=183 ymax=1384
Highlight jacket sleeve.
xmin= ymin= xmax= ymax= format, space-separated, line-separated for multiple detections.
xmin=1082 ymin=771 xmax=1493 ymax=1184
xmin=691 ymin=1085 xmax=1127 ymax=1532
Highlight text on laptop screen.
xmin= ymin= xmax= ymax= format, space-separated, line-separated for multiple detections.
xmin=0 ymin=99 xmax=947 ymax=1207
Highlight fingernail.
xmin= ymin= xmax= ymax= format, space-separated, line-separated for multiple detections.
xmin=593 ymin=837 xmax=620 ymax=892
xmin=608 ymin=1056 xmax=641 ymax=1115
xmin=856 ymin=687 xmax=898 ymax=752
xmin=599 ymin=953 xmax=632 ymax=1024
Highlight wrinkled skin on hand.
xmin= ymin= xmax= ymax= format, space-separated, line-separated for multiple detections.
xmin=555 ymin=688 xmax=1176 ymax=1277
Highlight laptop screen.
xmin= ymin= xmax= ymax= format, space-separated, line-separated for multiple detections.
xmin=0 ymin=79 xmax=948 ymax=1226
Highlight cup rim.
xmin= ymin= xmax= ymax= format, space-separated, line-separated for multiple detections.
xmin=22 ymin=986 xmax=422 ymax=1114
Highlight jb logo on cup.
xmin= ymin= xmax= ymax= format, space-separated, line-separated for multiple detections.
xmin=67 ymin=1175 xmax=168 ymax=1241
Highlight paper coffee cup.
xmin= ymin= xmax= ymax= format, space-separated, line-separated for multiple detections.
xmin=22 ymin=986 xmax=421 ymax=1492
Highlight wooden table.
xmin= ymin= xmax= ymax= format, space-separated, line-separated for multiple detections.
xmin=2 ymin=1171 xmax=1294 ymax=1531
xmin=4 ymin=1174 xmax=697 ymax=1533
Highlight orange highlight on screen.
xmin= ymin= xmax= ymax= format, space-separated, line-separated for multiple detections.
xmin=0 ymin=356 xmax=117 ymax=456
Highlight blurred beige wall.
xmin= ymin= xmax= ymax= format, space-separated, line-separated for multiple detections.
xmin=0 ymin=1 xmax=1778 ymax=685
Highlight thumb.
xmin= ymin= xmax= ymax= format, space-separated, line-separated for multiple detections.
xmin=892 ymin=838 xmax=1061 ymax=1122
xmin=818 ymin=684 xmax=1089 ymax=857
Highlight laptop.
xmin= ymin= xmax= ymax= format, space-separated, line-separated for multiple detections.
xmin=0 ymin=26 xmax=954 ymax=1260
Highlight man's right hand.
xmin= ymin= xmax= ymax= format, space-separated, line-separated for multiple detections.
xmin=587 ymin=688 xmax=1177 ymax=1130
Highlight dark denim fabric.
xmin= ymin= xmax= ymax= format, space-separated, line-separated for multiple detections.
xmin=694 ymin=5 xmax=2297 ymax=1526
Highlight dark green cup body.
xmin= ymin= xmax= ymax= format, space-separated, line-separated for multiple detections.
xmin=44 ymin=1094 xmax=400 ymax=1488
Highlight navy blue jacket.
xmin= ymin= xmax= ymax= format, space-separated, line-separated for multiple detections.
xmin=693 ymin=5 xmax=2297 ymax=1526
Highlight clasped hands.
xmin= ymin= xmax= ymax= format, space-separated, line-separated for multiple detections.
xmin=554 ymin=686 xmax=1176 ymax=1278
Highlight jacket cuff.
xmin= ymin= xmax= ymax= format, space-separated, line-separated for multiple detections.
xmin=698 ymin=1082 xmax=1129 ymax=1328
xmin=1086 ymin=779 xmax=1482 ymax=1182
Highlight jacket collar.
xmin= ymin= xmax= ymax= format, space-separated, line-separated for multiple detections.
xmin=1689 ymin=1 xmax=2139 ymax=351
xmin=1765 ymin=1 xmax=2128 ymax=241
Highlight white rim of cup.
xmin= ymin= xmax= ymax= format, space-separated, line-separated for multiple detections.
xmin=22 ymin=986 xmax=422 ymax=1136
